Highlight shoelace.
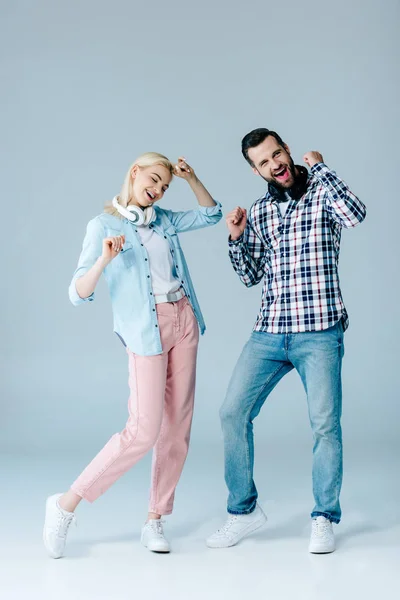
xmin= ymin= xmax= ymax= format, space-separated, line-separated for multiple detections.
xmin=148 ymin=519 xmax=165 ymax=538
xmin=217 ymin=515 xmax=239 ymax=534
xmin=55 ymin=511 xmax=76 ymax=538
xmin=313 ymin=519 xmax=331 ymax=538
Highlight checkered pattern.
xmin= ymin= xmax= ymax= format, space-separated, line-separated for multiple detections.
xmin=229 ymin=163 xmax=366 ymax=333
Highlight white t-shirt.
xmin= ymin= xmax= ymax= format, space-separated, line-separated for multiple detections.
xmin=136 ymin=227 xmax=181 ymax=296
xmin=278 ymin=200 xmax=290 ymax=216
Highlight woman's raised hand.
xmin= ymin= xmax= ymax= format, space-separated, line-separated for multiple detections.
xmin=174 ymin=157 xmax=196 ymax=182
xmin=101 ymin=235 xmax=126 ymax=264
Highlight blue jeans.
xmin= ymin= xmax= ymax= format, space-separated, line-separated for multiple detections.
xmin=220 ymin=322 xmax=344 ymax=524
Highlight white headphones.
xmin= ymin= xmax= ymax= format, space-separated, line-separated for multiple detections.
xmin=112 ymin=196 xmax=156 ymax=227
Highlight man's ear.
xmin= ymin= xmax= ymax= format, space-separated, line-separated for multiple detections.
xmin=283 ymin=143 xmax=291 ymax=155
xmin=252 ymin=167 xmax=260 ymax=176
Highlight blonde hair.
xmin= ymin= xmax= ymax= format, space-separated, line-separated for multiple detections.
xmin=104 ymin=152 xmax=175 ymax=218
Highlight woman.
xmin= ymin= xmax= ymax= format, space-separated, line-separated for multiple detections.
xmin=43 ymin=153 xmax=222 ymax=558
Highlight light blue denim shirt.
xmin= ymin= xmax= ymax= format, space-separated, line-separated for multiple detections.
xmin=69 ymin=202 xmax=223 ymax=356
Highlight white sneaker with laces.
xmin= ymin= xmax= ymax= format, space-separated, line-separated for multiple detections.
xmin=206 ymin=503 xmax=267 ymax=548
xmin=43 ymin=493 xmax=76 ymax=559
xmin=141 ymin=519 xmax=170 ymax=553
xmin=309 ymin=516 xmax=335 ymax=553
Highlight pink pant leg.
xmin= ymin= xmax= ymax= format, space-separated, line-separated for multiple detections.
xmin=149 ymin=298 xmax=199 ymax=515
xmin=71 ymin=350 xmax=168 ymax=503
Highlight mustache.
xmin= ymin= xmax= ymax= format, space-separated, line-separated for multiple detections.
xmin=257 ymin=159 xmax=297 ymax=187
xmin=272 ymin=157 xmax=296 ymax=179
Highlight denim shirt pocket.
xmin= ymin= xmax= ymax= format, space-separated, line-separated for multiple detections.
xmin=119 ymin=241 xmax=135 ymax=269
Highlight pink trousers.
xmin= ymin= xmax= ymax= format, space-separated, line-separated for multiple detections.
xmin=71 ymin=297 xmax=199 ymax=515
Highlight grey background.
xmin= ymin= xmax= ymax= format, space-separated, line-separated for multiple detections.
xmin=1 ymin=0 xmax=399 ymax=457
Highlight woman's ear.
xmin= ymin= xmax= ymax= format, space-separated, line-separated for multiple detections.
xmin=131 ymin=164 xmax=139 ymax=179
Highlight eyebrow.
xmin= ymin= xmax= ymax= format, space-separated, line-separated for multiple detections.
xmin=259 ymin=149 xmax=281 ymax=167
xmin=152 ymin=172 xmax=169 ymax=188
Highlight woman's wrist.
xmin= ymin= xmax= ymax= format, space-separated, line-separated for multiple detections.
xmin=98 ymin=256 xmax=111 ymax=269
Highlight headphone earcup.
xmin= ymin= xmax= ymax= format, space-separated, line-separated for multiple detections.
xmin=268 ymin=183 xmax=285 ymax=202
xmin=126 ymin=205 xmax=145 ymax=226
xmin=289 ymin=166 xmax=309 ymax=200
xmin=143 ymin=206 xmax=156 ymax=226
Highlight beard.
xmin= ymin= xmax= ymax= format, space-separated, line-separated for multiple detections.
xmin=260 ymin=155 xmax=297 ymax=190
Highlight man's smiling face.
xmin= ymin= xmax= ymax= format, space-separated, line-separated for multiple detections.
xmin=248 ymin=135 xmax=296 ymax=189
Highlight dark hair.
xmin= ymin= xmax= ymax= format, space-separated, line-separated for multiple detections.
xmin=241 ymin=128 xmax=285 ymax=166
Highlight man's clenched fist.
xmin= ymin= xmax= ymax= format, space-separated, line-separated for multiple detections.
xmin=303 ymin=151 xmax=324 ymax=168
xmin=226 ymin=207 xmax=247 ymax=241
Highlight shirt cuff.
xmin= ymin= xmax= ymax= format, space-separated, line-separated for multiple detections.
xmin=228 ymin=234 xmax=244 ymax=247
xmin=69 ymin=279 xmax=94 ymax=306
xmin=198 ymin=201 xmax=222 ymax=215
xmin=311 ymin=162 xmax=330 ymax=175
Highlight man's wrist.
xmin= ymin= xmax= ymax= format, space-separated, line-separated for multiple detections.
xmin=229 ymin=233 xmax=244 ymax=244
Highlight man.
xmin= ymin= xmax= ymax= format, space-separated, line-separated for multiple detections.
xmin=207 ymin=128 xmax=366 ymax=553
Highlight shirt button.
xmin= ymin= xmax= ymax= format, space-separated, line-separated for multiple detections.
xmin=155 ymin=324 xmax=158 ymax=327
xmin=145 ymin=258 xmax=148 ymax=261
xmin=147 ymin=275 xmax=150 ymax=278
xmin=141 ymin=244 xmax=144 ymax=247
xmin=153 ymin=308 xmax=155 ymax=311
xmin=164 ymin=236 xmax=167 ymax=239
xmin=181 ymin=280 xmax=184 ymax=284
xmin=150 ymin=292 xmax=153 ymax=295
xmin=176 ymin=265 xmax=179 ymax=269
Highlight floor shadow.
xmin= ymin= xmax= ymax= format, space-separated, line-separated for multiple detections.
xmin=66 ymin=517 xmax=207 ymax=558
xmin=250 ymin=513 xmax=305 ymax=543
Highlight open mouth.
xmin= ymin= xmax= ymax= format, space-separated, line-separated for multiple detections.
xmin=146 ymin=190 xmax=156 ymax=201
xmin=273 ymin=166 xmax=290 ymax=182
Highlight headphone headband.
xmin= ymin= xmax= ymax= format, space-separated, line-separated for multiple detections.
xmin=112 ymin=196 xmax=156 ymax=226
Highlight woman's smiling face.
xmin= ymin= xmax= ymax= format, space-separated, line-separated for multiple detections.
xmin=130 ymin=163 xmax=173 ymax=208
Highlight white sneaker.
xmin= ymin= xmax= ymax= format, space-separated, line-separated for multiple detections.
xmin=206 ymin=503 xmax=267 ymax=548
xmin=141 ymin=519 xmax=170 ymax=553
xmin=309 ymin=516 xmax=335 ymax=553
xmin=43 ymin=493 xmax=76 ymax=559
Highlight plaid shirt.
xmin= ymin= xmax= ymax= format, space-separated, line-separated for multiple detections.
xmin=229 ymin=163 xmax=366 ymax=333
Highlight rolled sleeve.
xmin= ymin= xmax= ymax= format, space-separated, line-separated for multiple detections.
xmin=198 ymin=201 xmax=223 ymax=217
xmin=311 ymin=163 xmax=366 ymax=228
xmin=68 ymin=279 xmax=95 ymax=306
xmin=68 ymin=217 xmax=104 ymax=306
xmin=228 ymin=233 xmax=244 ymax=247
xmin=163 ymin=201 xmax=223 ymax=233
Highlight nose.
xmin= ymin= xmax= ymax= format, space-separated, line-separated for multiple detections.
xmin=271 ymin=159 xmax=281 ymax=171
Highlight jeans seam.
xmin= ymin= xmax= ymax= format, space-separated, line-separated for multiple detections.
xmin=332 ymin=353 xmax=343 ymax=521
xmin=238 ymin=362 xmax=288 ymax=514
